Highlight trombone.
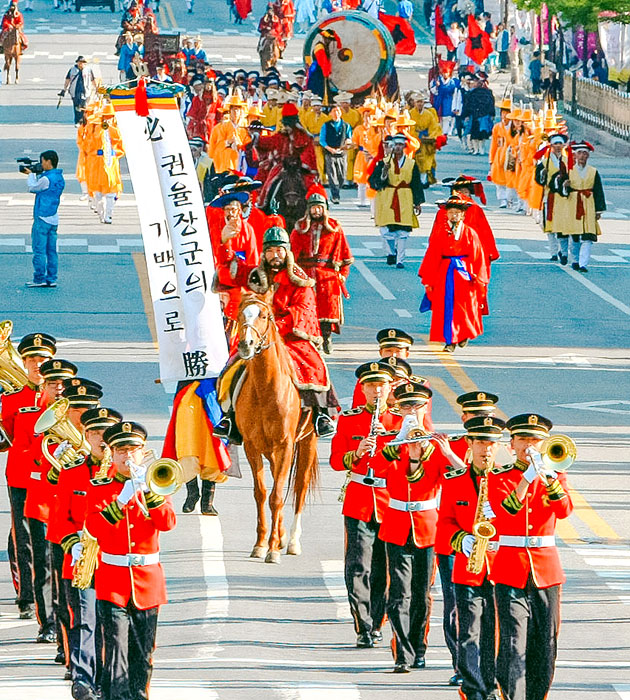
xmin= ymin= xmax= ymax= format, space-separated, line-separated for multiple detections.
xmin=126 ymin=449 xmax=184 ymax=516
xmin=526 ymin=434 xmax=577 ymax=481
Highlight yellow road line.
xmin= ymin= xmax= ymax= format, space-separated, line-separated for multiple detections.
xmin=159 ymin=5 xmax=170 ymax=30
xmin=425 ymin=375 xmax=462 ymax=416
xmin=416 ymin=335 xmax=620 ymax=542
xmin=132 ymin=252 xmax=158 ymax=347
xmin=166 ymin=1 xmax=176 ymax=30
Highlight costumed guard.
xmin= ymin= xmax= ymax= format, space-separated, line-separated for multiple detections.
xmin=85 ymin=422 xmax=176 ymax=700
xmin=330 ymin=361 xmax=400 ymax=649
xmin=290 ymin=190 xmax=354 ymax=354
xmin=564 ymin=141 xmax=607 ymax=273
xmin=189 ymin=136 xmax=216 ymax=205
xmin=536 ymin=132 xmax=570 ymax=264
xmin=379 ymin=382 xmax=446 ymax=673
xmin=351 ymin=103 xmax=379 ymax=207
xmin=439 ymin=415 xmax=506 ymax=700
xmin=436 ymin=175 xmax=499 ymax=314
xmin=488 ymin=96 xmax=513 ymax=208
xmin=208 ymin=91 xmax=250 ymax=174
xmin=487 ymin=414 xmax=574 ymax=700
xmin=418 ymin=195 xmax=487 ymax=352
xmin=369 ymin=134 xmax=424 ymax=269
xmin=410 ymin=93 xmax=444 ymax=186
xmin=430 ymin=60 xmax=458 ymax=136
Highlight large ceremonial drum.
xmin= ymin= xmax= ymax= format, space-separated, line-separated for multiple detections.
xmin=303 ymin=11 xmax=396 ymax=95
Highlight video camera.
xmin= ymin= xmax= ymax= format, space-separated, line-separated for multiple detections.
xmin=17 ymin=157 xmax=43 ymax=175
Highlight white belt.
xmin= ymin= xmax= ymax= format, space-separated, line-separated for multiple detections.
xmin=487 ymin=541 xmax=500 ymax=552
xmin=101 ymin=552 xmax=160 ymax=567
xmin=499 ymin=535 xmax=556 ymax=548
xmin=350 ymin=472 xmax=387 ymax=489
xmin=389 ymin=497 xmax=438 ymax=513
xmin=30 ymin=472 xmax=41 ymax=481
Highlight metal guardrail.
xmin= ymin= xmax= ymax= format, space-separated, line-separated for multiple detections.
xmin=564 ymin=74 xmax=630 ymax=142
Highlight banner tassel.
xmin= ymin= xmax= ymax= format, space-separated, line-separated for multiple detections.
xmin=135 ymin=78 xmax=149 ymax=117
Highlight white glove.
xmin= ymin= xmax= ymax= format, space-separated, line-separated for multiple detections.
xmin=482 ymin=501 xmax=496 ymax=520
xmin=461 ymin=534 xmax=475 ymax=557
xmin=116 ymin=479 xmax=137 ymax=506
xmin=522 ymin=462 xmax=539 ymax=484
xmin=71 ymin=542 xmax=83 ymax=566
xmin=53 ymin=440 xmax=70 ymax=459
xmin=542 ymin=468 xmax=558 ymax=481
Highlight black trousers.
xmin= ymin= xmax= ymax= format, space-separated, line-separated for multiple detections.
xmin=7 ymin=486 xmax=34 ymax=609
xmin=455 ymin=579 xmax=497 ymax=700
xmin=495 ymin=579 xmax=561 ymax=700
xmin=437 ymin=553 xmax=458 ymax=672
xmin=386 ymin=538 xmax=434 ymax=665
xmin=66 ymin=581 xmax=101 ymax=689
xmin=324 ymin=152 xmax=346 ymax=200
xmin=27 ymin=517 xmax=54 ymax=633
xmin=343 ymin=515 xmax=387 ymax=636
xmin=51 ymin=542 xmax=71 ymax=657
xmin=99 ymin=599 xmax=159 ymax=700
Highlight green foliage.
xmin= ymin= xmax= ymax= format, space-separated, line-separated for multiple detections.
xmin=513 ymin=0 xmax=630 ymax=31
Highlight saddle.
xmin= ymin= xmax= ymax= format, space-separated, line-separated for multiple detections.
xmin=217 ymin=358 xmax=247 ymax=412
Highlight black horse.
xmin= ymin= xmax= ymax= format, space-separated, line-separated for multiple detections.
xmin=260 ymin=155 xmax=311 ymax=234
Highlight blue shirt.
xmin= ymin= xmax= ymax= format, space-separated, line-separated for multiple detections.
xmin=29 ymin=169 xmax=65 ymax=225
xmin=398 ymin=0 xmax=413 ymax=19
xmin=319 ymin=119 xmax=351 ymax=148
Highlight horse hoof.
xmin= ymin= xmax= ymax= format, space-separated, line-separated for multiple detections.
xmin=287 ymin=542 xmax=302 ymax=556
xmin=265 ymin=551 xmax=281 ymax=564
xmin=250 ymin=546 xmax=268 ymax=559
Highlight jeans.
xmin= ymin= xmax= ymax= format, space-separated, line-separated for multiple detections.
xmin=31 ymin=218 xmax=58 ymax=283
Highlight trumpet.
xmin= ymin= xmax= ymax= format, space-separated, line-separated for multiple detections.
xmin=526 ymin=434 xmax=577 ymax=482
xmin=125 ymin=450 xmax=184 ymax=516
xmin=34 ymin=398 xmax=91 ymax=475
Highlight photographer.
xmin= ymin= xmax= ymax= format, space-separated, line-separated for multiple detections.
xmin=24 ymin=150 xmax=65 ymax=288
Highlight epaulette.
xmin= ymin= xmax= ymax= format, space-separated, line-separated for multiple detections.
xmin=388 ymin=406 xmax=402 ymax=416
xmin=491 ymin=463 xmax=515 ymax=475
xmin=444 ymin=467 xmax=467 ymax=479
xmin=341 ymin=407 xmax=363 ymax=416
xmin=90 ymin=477 xmax=113 ymax=486
xmin=18 ymin=406 xmax=40 ymax=413
xmin=1 ymin=387 xmax=21 ymax=396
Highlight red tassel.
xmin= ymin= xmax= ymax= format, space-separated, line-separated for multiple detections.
xmin=566 ymin=145 xmax=574 ymax=171
xmin=305 ymin=183 xmax=328 ymax=200
xmin=135 ymin=77 xmax=149 ymax=117
xmin=474 ymin=182 xmax=487 ymax=205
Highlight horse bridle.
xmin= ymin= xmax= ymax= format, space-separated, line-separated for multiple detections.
xmin=240 ymin=300 xmax=273 ymax=355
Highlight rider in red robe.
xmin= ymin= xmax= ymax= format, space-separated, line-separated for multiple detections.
xmin=214 ymin=226 xmax=337 ymax=442
xmin=186 ymin=82 xmax=221 ymax=142
xmin=433 ymin=175 xmax=499 ymax=314
xmin=1 ymin=1 xmax=26 ymax=49
xmin=290 ymin=190 xmax=353 ymax=354
xmin=419 ymin=195 xmax=488 ymax=352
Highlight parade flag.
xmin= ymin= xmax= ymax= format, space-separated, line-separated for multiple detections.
xmin=464 ymin=14 xmax=492 ymax=65
xmin=379 ymin=13 xmax=417 ymax=55
xmin=434 ymin=5 xmax=454 ymax=52
xmin=110 ymin=85 xmax=229 ymax=385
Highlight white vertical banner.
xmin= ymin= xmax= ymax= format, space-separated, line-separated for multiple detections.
xmin=110 ymin=86 xmax=228 ymax=382
xmin=146 ymin=97 xmax=229 ymax=378
xmin=111 ymin=97 xmax=187 ymax=385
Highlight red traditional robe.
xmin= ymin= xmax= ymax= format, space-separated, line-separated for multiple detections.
xmin=255 ymin=127 xmax=317 ymax=187
xmin=418 ymin=220 xmax=487 ymax=345
xmin=290 ymin=215 xmax=353 ymax=332
xmin=430 ymin=197 xmax=499 ymax=314
xmin=186 ymin=92 xmax=221 ymax=142
xmin=248 ymin=258 xmax=329 ymax=391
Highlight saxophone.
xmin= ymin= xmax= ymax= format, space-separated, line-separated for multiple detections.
xmin=72 ymin=445 xmax=111 ymax=589
xmin=466 ymin=460 xmax=496 ymax=575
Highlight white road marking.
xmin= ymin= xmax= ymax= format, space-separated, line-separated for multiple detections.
xmin=496 ymin=243 xmax=522 ymax=251
xmin=614 ymin=685 xmax=630 ymax=700
xmin=0 ymin=618 xmax=37 ymax=631
xmin=0 ymin=679 xmax=219 ymax=698
xmin=585 ymin=559 xmax=630 ymax=568
xmin=591 ymin=254 xmax=627 ymax=262
xmin=562 ymin=267 xmax=630 ymax=317
xmin=320 ymin=560 xmax=352 ymax=620
xmin=394 ymin=308 xmax=412 ymax=318
xmin=278 ymin=683 xmax=361 ymax=700
xmin=353 ymin=261 xmax=396 ymax=300
xmin=197 ymin=516 xmax=229 ymax=657
xmin=575 ymin=548 xmax=630 ymax=557
xmin=554 ymin=400 xmax=630 ymax=414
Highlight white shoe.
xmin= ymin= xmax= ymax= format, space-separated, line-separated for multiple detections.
xmin=79 ymin=194 xmax=88 ymax=201
xmin=499 ymin=200 xmax=508 ymax=208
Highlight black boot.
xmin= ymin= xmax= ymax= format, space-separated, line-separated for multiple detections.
xmin=213 ymin=410 xmax=243 ymax=445
xmin=313 ymin=408 xmax=336 ymax=438
xmin=182 ymin=478 xmax=200 ymax=513
xmin=200 ymin=481 xmax=218 ymax=516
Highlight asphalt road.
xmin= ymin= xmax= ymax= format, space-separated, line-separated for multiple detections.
xmin=0 ymin=29 xmax=629 ymax=700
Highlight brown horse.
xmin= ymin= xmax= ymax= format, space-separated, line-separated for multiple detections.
xmin=2 ymin=27 xmax=23 ymax=85
xmin=235 ymin=292 xmax=319 ymax=564
xmin=257 ymin=34 xmax=279 ymax=73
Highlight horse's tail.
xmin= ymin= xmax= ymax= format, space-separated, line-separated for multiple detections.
xmin=287 ymin=422 xmax=319 ymax=512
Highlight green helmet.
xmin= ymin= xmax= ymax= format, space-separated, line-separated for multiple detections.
xmin=262 ymin=225 xmax=290 ymax=250
xmin=307 ymin=192 xmax=328 ymax=208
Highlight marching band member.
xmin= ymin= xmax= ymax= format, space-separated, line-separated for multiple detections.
xmin=379 ymin=381 xmax=444 ymax=672
xmin=57 ymin=407 xmax=122 ymax=700
xmin=2 ymin=332 xmax=56 ymax=621
xmin=85 ymin=421 xmax=176 ymax=700
xmin=434 ymin=390 xmax=500 ymax=689
xmin=330 ymin=361 xmax=399 ymax=648
xmin=13 ymin=358 xmax=77 ymax=644
xmin=487 ymin=414 xmax=574 ymax=700
xmin=439 ymin=415 xmax=506 ymax=700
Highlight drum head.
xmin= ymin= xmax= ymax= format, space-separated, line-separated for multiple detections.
xmin=304 ymin=11 xmax=395 ymax=95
